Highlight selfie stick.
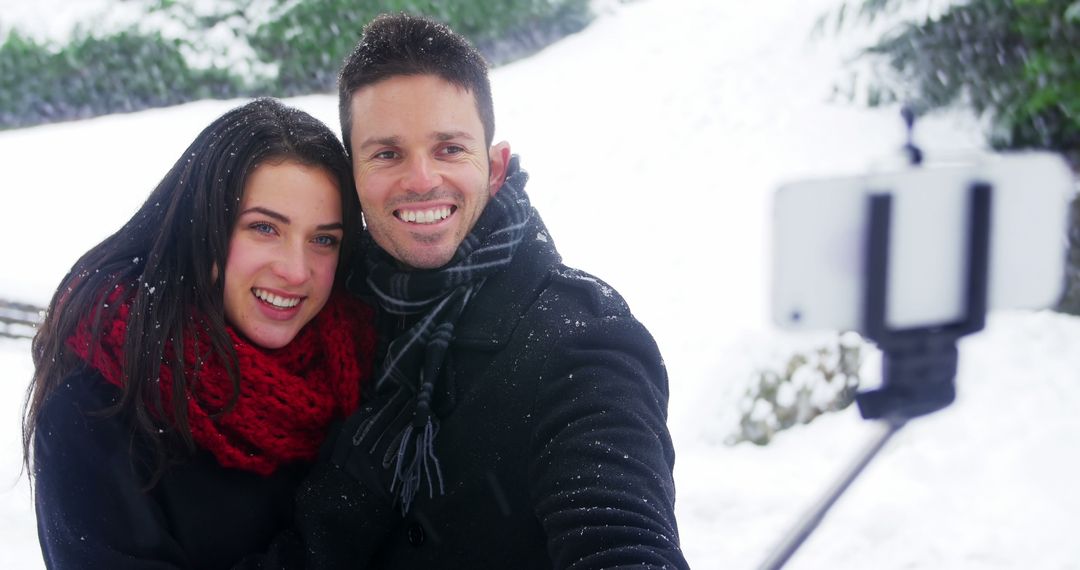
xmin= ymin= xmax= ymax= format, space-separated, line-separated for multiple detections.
xmin=759 ymin=119 xmax=993 ymax=569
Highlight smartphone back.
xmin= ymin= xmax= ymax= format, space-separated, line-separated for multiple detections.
xmin=771 ymin=152 xmax=1074 ymax=332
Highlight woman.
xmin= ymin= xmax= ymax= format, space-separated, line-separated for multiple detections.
xmin=23 ymin=98 xmax=376 ymax=569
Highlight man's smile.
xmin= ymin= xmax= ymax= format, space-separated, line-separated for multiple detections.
xmin=394 ymin=205 xmax=457 ymax=225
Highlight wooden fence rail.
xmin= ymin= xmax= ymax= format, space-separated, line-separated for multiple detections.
xmin=0 ymin=299 xmax=44 ymax=340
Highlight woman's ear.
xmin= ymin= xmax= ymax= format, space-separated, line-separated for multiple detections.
xmin=487 ymin=141 xmax=511 ymax=196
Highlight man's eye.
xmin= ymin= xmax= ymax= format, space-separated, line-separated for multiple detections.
xmin=442 ymin=145 xmax=465 ymax=155
xmin=374 ymin=150 xmax=398 ymax=160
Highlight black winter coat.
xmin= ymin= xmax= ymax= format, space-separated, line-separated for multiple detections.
xmin=359 ymin=212 xmax=688 ymax=569
xmin=33 ymin=374 xmax=308 ymax=569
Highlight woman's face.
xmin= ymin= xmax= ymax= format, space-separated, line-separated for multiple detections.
xmin=223 ymin=160 xmax=343 ymax=349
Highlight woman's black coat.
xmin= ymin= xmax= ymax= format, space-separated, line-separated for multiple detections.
xmin=33 ymin=373 xmax=308 ymax=569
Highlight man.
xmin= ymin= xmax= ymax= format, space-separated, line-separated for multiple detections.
xmin=305 ymin=13 xmax=688 ymax=569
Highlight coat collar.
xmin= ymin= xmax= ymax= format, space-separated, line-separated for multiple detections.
xmin=452 ymin=209 xmax=561 ymax=349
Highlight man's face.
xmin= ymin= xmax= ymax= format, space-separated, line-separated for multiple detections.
xmin=349 ymin=74 xmax=508 ymax=270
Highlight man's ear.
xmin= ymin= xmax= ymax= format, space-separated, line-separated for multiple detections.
xmin=488 ymin=141 xmax=511 ymax=196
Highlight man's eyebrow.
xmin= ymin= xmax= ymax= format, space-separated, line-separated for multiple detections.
xmin=359 ymin=132 xmax=476 ymax=149
xmin=435 ymin=130 xmax=476 ymax=142
xmin=239 ymin=206 xmax=289 ymax=224
xmin=357 ymin=136 xmax=401 ymax=150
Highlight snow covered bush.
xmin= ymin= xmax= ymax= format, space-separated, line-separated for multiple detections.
xmin=727 ymin=333 xmax=864 ymax=446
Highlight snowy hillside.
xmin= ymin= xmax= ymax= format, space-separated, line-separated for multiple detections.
xmin=2 ymin=0 xmax=1078 ymax=568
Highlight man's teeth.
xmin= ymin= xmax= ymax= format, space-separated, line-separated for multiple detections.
xmin=253 ymin=289 xmax=301 ymax=308
xmin=397 ymin=206 xmax=452 ymax=224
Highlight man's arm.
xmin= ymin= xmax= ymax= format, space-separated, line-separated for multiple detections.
xmin=528 ymin=314 xmax=688 ymax=569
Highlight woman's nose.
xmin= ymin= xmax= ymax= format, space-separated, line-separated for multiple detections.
xmin=272 ymin=243 xmax=309 ymax=285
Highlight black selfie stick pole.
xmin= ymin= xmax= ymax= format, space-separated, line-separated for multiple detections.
xmin=758 ymin=163 xmax=993 ymax=568
xmin=756 ymin=415 xmax=906 ymax=570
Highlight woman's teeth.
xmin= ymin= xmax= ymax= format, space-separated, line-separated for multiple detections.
xmin=252 ymin=288 xmax=301 ymax=308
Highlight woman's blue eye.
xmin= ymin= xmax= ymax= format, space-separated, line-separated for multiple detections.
xmin=251 ymin=222 xmax=275 ymax=234
xmin=313 ymin=235 xmax=339 ymax=247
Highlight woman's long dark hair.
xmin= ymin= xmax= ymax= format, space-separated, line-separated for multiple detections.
xmin=23 ymin=98 xmax=359 ymax=483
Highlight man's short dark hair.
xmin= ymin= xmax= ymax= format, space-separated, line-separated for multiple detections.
xmin=338 ymin=12 xmax=496 ymax=154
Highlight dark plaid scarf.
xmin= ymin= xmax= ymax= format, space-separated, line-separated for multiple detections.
xmin=351 ymin=156 xmax=531 ymax=513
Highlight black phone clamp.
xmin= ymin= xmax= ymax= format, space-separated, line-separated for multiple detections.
xmin=759 ymin=178 xmax=993 ymax=570
xmin=856 ymin=180 xmax=992 ymax=422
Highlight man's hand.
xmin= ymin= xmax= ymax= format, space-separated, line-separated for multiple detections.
xmin=293 ymin=394 xmax=406 ymax=568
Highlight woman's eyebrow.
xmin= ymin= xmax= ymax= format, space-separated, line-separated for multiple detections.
xmin=241 ymin=207 xmax=342 ymax=232
xmin=239 ymin=206 xmax=289 ymax=224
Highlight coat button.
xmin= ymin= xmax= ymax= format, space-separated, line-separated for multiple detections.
xmin=407 ymin=522 xmax=425 ymax=547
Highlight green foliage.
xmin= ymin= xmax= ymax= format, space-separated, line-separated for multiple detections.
xmin=0 ymin=27 xmax=241 ymax=129
xmin=0 ymin=0 xmax=592 ymax=128
xmin=828 ymin=0 xmax=1080 ymax=314
xmin=727 ymin=335 xmax=864 ymax=446
xmin=834 ymin=0 xmax=1080 ymax=164
xmin=249 ymin=0 xmax=591 ymax=95
xmin=0 ymin=31 xmax=52 ymax=128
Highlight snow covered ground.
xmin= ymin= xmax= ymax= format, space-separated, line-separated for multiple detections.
xmin=3 ymin=0 xmax=1079 ymax=568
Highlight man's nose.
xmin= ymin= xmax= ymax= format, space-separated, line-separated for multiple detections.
xmin=402 ymin=155 xmax=442 ymax=192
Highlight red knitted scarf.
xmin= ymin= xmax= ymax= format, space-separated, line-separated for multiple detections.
xmin=68 ymin=290 xmax=376 ymax=476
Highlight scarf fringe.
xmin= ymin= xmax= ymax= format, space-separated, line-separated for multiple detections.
xmin=358 ymin=156 xmax=530 ymax=513
xmin=390 ymin=418 xmax=445 ymax=514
